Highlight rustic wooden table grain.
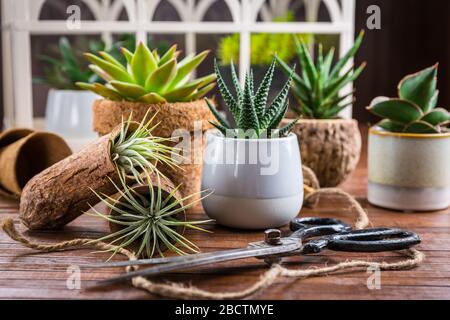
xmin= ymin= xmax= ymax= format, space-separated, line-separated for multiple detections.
xmin=1 ymin=126 xmax=449 ymax=300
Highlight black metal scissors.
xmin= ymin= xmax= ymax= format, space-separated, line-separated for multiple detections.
xmin=84 ymin=217 xmax=421 ymax=285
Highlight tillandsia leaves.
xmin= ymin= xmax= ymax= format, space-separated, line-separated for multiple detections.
xmin=206 ymin=58 xmax=298 ymax=139
xmin=77 ymin=42 xmax=216 ymax=103
xmin=276 ymin=30 xmax=366 ymax=119
xmin=89 ymin=173 xmax=212 ymax=258
xmin=367 ymin=64 xmax=450 ymax=134
xmin=110 ymin=112 xmax=179 ymax=184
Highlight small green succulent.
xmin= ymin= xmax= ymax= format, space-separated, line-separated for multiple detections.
xmin=367 ymin=64 xmax=450 ymax=134
xmin=206 ymin=58 xmax=298 ymax=139
xmin=90 ymin=173 xmax=211 ymax=258
xmin=276 ymin=31 xmax=366 ymax=119
xmin=77 ymin=42 xmax=216 ymax=103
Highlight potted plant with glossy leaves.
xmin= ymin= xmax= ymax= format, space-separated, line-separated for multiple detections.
xmin=202 ymin=59 xmax=303 ymax=229
xmin=276 ymin=31 xmax=366 ymax=187
xmin=76 ymin=42 xmax=217 ymax=203
xmin=367 ymin=64 xmax=450 ymax=211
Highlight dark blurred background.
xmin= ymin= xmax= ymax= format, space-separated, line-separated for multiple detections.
xmin=1 ymin=0 xmax=450 ymax=127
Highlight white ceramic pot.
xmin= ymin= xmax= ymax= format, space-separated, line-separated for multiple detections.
xmin=368 ymin=127 xmax=450 ymax=211
xmin=201 ymin=131 xmax=304 ymax=229
xmin=45 ymin=89 xmax=98 ymax=140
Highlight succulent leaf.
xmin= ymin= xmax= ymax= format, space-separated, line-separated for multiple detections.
xmin=131 ymin=42 xmax=158 ymax=85
xmin=239 ymin=72 xmax=259 ymax=132
xmin=404 ymin=121 xmax=440 ymax=134
xmin=421 ymin=108 xmax=450 ymax=126
xmin=214 ymin=60 xmax=239 ymax=119
xmin=277 ymin=31 xmax=365 ymax=119
xmin=367 ymin=99 xmax=423 ymax=124
xmin=376 ymin=119 xmax=406 ymax=133
xmin=79 ymin=42 xmax=214 ymax=103
xmin=145 ymin=58 xmax=177 ymax=92
xmin=205 ymin=98 xmax=231 ymax=129
xmin=398 ymin=64 xmax=438 ymax=112
xmin=254 ymin=58 xmax=276 ymax=120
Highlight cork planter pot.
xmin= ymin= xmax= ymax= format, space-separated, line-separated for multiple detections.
xmin=282 ymin=118 xmax=362 ymax=187
xmin=368 ymin=127 xmax=450 ymax=211
xmin=92 ymin=99 xmax=215 ymax=204
xmin=0 ymin=128 xmax=72 ymax=199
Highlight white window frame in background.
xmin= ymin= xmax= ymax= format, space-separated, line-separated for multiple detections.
xmin=1 ymin=0 xmax=356 ymax=129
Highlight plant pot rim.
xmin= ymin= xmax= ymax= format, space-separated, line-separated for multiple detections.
xmin=284 ymin=117 xmax=358 ymax=123
xmin=370 ymin=126 xmax=450 ymax=139
xmin=97 ymin=98 xmax=206 ymax=106
xmin=206 ymin=129 xmax=296 ymax=142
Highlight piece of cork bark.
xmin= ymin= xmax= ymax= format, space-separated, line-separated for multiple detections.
xmin=19 ymin=128 xmax=121 ymax=230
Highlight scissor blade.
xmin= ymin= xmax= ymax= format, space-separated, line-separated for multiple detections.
xmin=80 ymin=256 xmax=185 ymax=268
xmin=97 ymin=240 xmax=300 ymax=286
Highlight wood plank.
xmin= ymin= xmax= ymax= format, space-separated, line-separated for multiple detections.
xmin=0 ymin=125 xmax=449 ymax=300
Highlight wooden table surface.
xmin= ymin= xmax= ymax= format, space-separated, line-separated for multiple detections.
xmin=1 ymin=126 xmax=449 ymax=300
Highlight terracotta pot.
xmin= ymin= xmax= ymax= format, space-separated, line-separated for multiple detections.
xmin=92 ymin=99 xmax=215 ymax=205
xmin=282 ymin=118 xmax=361 ymax=187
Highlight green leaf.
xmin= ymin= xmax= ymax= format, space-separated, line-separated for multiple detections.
xmin=131 ymin=42 xmax=158 ymax=85
xmin=329 ymin=30 xmax=365 ymax=79
xmin=323 ymin=62 xmax=366 ymax=103
xmin=110 ymin=81 xmax=147 ymax=99
xmin=89 ymin=64 xmax=113 ymax=82
xmin=214 ymin=60 xmax=239 ymax=120
xmin=376 ymin=119 xmax=406 ymax=133
xmin=428 ymin=90 xmax=439 ymax=110
xmin=294 ymin=36 xmax=318 ymax=87
xmin=99 ymin=51 xmax=126 ymax=69
xmin=229 ymin=62 xmax=242 ymax=98
xmin=261 ymin=70 xmax=293 ymax=128
xmin=209 ymin=121 xmax=228 ymax=136
xmin=76 ymin=82 xmax=123 ymax=101
xmin=158 ymin=44 xmax=177 ymax=66
xmin=398 ymin=64 xmax=438 ymax=112
xmin=276 ymin=117 xmax=299 ymax=137
xmin=321 ymin=47 xmax=335 ymax=82
xmin=186 ymin=82 xmax=216 ymax=101
xmin=421 ymin=108 xmax=450 ymax=126
xmin=404 ymin=121 xmax=440 ymax=134
xmin=138 ymin=92 xmax=167 ymax=104
xmin=170 ymin=50 xmax=209 ymax=89
xmin=84 ymin=53 xmax=133 ymax=83
xmin=164 ymin=81 xmax=200 ymax=102
xmin=367 ymin=98 xmax=423 ymax=124
xmin=205 ymin=98 xmax=231 ymax=129
xmin=121 ymin=47 xmax=134 ymax=65
xmin=145 ymin=58 xmax=177 ymax=92
xmin=254 ymin=58 xmax=275 ymax=120
xmin=239 ymin=72 xmax=259 ymax=132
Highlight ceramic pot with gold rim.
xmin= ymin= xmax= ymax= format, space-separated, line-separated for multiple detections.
xmin=368 ymin=126 xmax=450 ymax=211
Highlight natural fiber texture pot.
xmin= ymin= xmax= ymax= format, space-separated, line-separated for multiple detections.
xmin=92 ymin=99 xmax=214 ymax=205
xmin=0 ymin=129 xmax=72 ymax=199
xmin=19 ymin=125 xmax=127 ymax=230
xmin=283 ymin=118 xmax=361 ymax=187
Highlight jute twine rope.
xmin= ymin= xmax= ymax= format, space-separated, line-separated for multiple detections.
xmin=0 ymin=182 xmax=424 ymax=300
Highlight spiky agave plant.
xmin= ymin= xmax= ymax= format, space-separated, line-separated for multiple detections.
xmin=110 ymin=112 xmax=179 ymax=183
xmin=276 ymin=31 xmax=366 ymax=119
xmin=90 ymin=173 xmax=211 ymax=258
xmin=205 ymin=58 xmax=298 ymax=139
xmin=367 ymin=64 xmax=450 ymax=134
xmin=76 ymin=42 xmax=216 ymax=103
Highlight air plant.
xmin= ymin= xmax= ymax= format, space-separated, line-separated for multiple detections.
xmin=77 ymin=42 xmax=216 ymax=103
xmin=90 ymin=173 xmax=212 ymax=258
xmin=206 ymin=58 xmax=298 ymax=139
xmin=367 ymin=64 xmax=450 ymax=134
xmin=276 ymin=31 xmax=366 ymax=119
xmin=110 ymin=112 xmax=179 ymax=183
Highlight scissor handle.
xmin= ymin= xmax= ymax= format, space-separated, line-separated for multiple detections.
xmin=302 ymin=228 xmax=421 ymax=254
xmin=289 ymin=217 xmax=352 ymax=241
